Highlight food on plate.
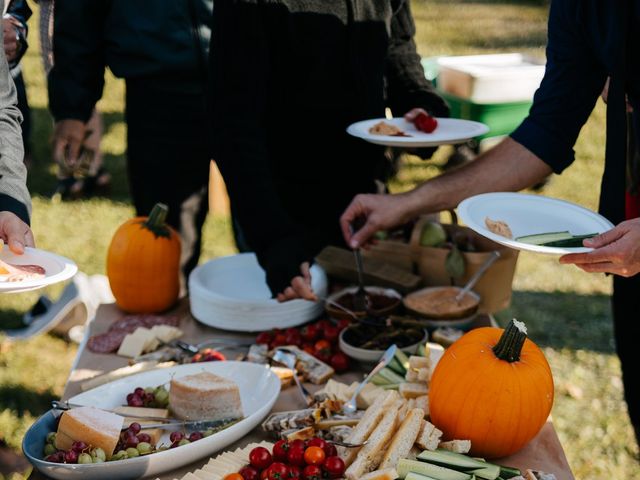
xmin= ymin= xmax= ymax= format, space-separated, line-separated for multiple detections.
xmin=413 ymin=112 xmax=438 ymax=133
xmin=369 ymin=121 xmax=410 ymax=137
xmin=515 ymin=230 xmax=598 ymax=247
xmin=399 ymin=382 xmax=428 ymax=399
xmin=191 ymin=348 xmax=226 ymax=363
xmin=431 ymin=327 xmax=464 ymax=347
xmin=438 ymin=440 xmax=471 ymax=454
xmin=262 ymin=408 xmax=323 ymax=433
xmin=484 ymin=217 xmax=513 ymax=239
xmin=314 ymin=378 xmax=384 ymax=409
xmin=403 ymin=287 xmax=479 ymax=319
xmin=87 ymin=313 xmax=181 ymax=354
xmin=415 ymin=420 xmax=442 ymax=451
xmin=169 ymin=371 xmax=244 ymax=421
xmin=54 ymin=406 xmax=124 ymax=459
xmin=429 ymin=320 xmax=554 ymax=458
xmin=279 ymin=345 xmax=335 ymax=384
xmin=117 ymin=327 xmax=160 ymax=357
xmin=379 ymin=408 xmax=425 ymax=470
xmin=0 ymin=247 xmax=46 ymax=282
xmin=107 ymin=202 xmax=181 ymax=313
xmin=125 ymin=384 xmax=170 ymax=408
xmin=113 ymin=406 xmax=169 ymax=444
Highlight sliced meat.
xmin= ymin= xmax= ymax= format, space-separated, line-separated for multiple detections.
xmin=87 ymin=331 xmax=128 ymax=353
xmin=87 ymin=314 xmax=181 ymax=354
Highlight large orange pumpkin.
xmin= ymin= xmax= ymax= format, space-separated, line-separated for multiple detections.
xmin=107 ymin=203 xmax=181 ymax=313
xmin=429 ymin=319 xmax=554 ymax=459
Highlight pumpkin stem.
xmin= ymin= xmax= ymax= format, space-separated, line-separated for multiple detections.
xmin=492 ymin=319 xmax=528 ymax=363
xmin=143 ymin=203 xmax=171 ymax=238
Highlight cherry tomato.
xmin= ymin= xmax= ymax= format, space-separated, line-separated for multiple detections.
xmin=287 ymin=465 xmax=301 ymax=478
xmin=272 ymin=439 xmax=290 ymax=462
xmin=303 ymin=446 xmax=325 ymax=466
xmin=323 ymin=326 xmax=340 ymax=343
xmin=314 ymin=348 xmax=332 ymax=364
xmin=336 ymin=319 xmax=351 ymax=331
xmin=322 ymin=456 xmax=345 ymax=478
xmin=302 ymin=465 xmax=323 ymax=480
xmin=224 ymin=474 xmax=244 ymax=480
xmin=323 ymin=443 xmax=337 ymax=458
xmin=289 ymin=439 xmax=306 ymax=451
xmin=285 ymin=330 xmax=302 ymax=347
xmin=270 ymin=334 xmax=288 ymax=349
xmin=267 ymin=462 xmax=289 ymax=480
xmin=330 ymin=352 xmax=349 ymax=372
xmin=238 ymin=466 xmax=259 ymax=480
xmin=249 ymin=446 xmax=272 ymax=470
xmin=414 ymin=112 xmax=438 ymax=133
xmin=315 ymin=319 xmax=332 ymax=331
xmin=301 ymin=343 xmax=315 ymax=355
xmin=256 ymin=331 xmax=273 ymax=345
xmin=306 ymin=438 xmax=327 ymax=450
xmin=260 ymin=469 xmax=270 ymax=480
xmin=287 ymin=446 xmax=305 ymax=466
xmin=300 ymin=325 xmax=320 ymax=342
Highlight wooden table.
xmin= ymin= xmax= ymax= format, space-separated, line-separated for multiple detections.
xmin=30 ymin=301 xmax=575 ymax=479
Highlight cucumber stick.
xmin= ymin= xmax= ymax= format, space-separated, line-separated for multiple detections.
xmin=417 ymin=450 xmax=499 ymax=480
xmin=405 ymin=473 xmax=440 ymax=480
xmin=515 ymin=231 xmax=571 ymax=245
xmin=388 ymin=357 xmax=407 ymax=376
xmin=397 ymin=459 xmax=473 ymax=480
xmin=395 ymin=349 xmax=411 ymax=371
xmin=377 ymin=367 xmax=406 ymax=384
xmin=371 ymin=374 xmax=391 ymax=386
xmin=497 ymin=466 xmax=522 ymax=479
xmin=540 ymin=233 xmax=597 ymax=247
xmin=380 ymin=383 xmax=401 ymax=390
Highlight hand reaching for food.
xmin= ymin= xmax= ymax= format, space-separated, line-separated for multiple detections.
xmin=559 ymin=218 xmax=640 ymax=277
xmin=276 ymin=262 xmax=317 ymax=302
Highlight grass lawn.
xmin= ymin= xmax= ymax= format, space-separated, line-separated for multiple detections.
xmin=1 ymin=1 xmax=638 ymax=478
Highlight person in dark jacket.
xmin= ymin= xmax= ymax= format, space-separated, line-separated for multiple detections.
xmin=210 ymin=0 xmax=449 ymax=299
xmin=340 ymin=0 xmax=640 ymax=446
xmin=48 ymin=0 xmax=213 ymax=281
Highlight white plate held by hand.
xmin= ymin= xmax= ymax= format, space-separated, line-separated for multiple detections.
xmin=457 ymin=192 xmax=615 ymax=255
xmin=0 ymin=245 xmax=77 ymax=293
xmin=346 ymin=117 xmax=489 ymax=147
xmin=23 ymin=361 xmax=280 ymax=480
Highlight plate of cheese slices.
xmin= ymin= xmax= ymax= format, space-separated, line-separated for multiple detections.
xmin=22 ymin=361 xmax=280 ymax=480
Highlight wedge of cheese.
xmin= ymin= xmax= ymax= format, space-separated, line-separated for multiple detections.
xmin=117 ymin=327 xmax=158 ymax=358
xmin=150 ymin=325 xmax=183 ymax=343
xmin=55 ymin=407 xmax=124 ymax=458
xmin=113 ymin=406 xmax=169 ymax=444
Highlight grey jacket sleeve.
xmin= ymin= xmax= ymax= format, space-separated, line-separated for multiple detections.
xmin=0 ymin=0 xmax=30 ymax=224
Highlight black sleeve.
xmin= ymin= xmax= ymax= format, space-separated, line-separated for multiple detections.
xmin=0 ymin=193 xmax=29 ymax=225
xmin=510 ymin=0 xmax=606 ymax=173
xmin=48 ymin=0 xmax=108 ymax=122
xmin=210 ymin=0 xmax=310 ymax=295
xmin=6 ymin=0 xmax=32 ymax=67
xmin=385 ymin=0 xmax=449 ymax=119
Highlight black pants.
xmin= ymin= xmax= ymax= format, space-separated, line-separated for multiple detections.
xmin=612 ymin=274 xmax=640 ymax=445
xmin=125 ymin=79 xmax=210 ymax=284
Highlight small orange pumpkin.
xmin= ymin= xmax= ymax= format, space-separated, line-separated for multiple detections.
xmin=429 ymin=319 xmax=554 ymax=459
xmin=107 ymin=203 xmax=181 ymax=313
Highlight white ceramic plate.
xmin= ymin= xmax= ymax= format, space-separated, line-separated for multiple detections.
xmin=0 ymin=245 xmax=77 ymax=293
xmin=457 ymin=192 xmax=615 ymax=255
xmin=346 ymin=117 xmax=489 ymax=147
xmin=189 ymin=253 xmax=328 ymax=331
xmin=23 ymin=361 xmax=280 ymax=480
xmin=339 ymin=329 xmax=436 ymax=363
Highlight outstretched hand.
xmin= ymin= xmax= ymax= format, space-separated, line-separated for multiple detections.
xmin=559 ymin=219 xmax=640 ymax=277
xmin=0 ymin=211 xmax=35 ymax=254
xmin=276 ymin=262 xmax=317 ymax=302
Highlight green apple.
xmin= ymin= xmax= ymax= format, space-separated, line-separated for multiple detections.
xmin=420 ymin=221 xmax=447 ymax=247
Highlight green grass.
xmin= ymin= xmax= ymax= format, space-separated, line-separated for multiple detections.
xmin=1 ymin=1 xmax=638 ymax=478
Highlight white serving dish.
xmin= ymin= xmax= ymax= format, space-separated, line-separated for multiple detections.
xmin=437 ymin=53 xmax=545 ymax=103
xmin=339 ymin=328 xmax=433 ymax=363
xmin=189 ymin=253 xmax=328 ymax=331
xmin=23 ymin=361 xmax=280 ymax=480
xmin=0 ymin=245 xmax=77 ymax=293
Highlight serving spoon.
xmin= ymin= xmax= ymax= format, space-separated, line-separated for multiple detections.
xmin=454 ymin=250 xmax=501 ymax=303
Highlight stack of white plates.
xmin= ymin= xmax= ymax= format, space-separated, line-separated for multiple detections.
xmin=189 ymin=253 xmax=328 ymax=332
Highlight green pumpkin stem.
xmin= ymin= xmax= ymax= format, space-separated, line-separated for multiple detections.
xmin=143 ymin=203 xmax=171 ymax=238
xmin=492 ymin=319 xmax=527 ymax=363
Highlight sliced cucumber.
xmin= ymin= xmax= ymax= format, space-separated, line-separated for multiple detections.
xmin=405 ymin=473 xmax=440 ymax=480
xmin=417 ymin=450 xmax=487 ymax=470
xmin=371 ymin=373 xmax=391 ymax=385
xmin=377 ymin=367 xmax=406 ymax=384
xmin=397 ymin=459 xmax=472 ymax=480
xmin=540 ymin=233 xmax=597 ymax=247
xmin=380 ymin=383 xmax=402 ymax=390
xmin=497 ymin=466 xmax=521 ymax=479
xmin=468 ymin=465 xmax=500 ymax=480
xmin=417 ymin=343 xmax=428 ymax=357
xmin=388 ymin=357 xmax=407 ymax=376
xmin=515 ymin=231 xmax=571 ymax=245
xmin=395 ymin=349 xmax=411 ymax=373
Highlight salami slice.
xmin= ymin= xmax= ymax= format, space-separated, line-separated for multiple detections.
xmin=87 ymin=314 xmax=182 ymax=353
xmin=87 ymin=330 xmax=128 ymax=353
